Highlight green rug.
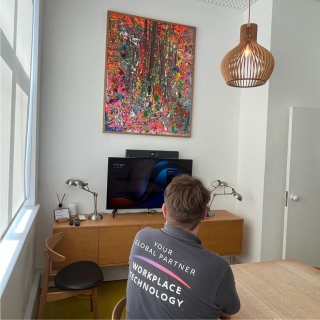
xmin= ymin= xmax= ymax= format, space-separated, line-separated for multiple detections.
xmin=37 ymin=280 xmax=127 ymax=319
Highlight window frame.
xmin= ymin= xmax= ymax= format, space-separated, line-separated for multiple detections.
xmin=0 ymin=0 xmax=40 ymax=298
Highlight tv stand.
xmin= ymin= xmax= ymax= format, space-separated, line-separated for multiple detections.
xmin=52 ymin=210 xmax=243 ymax=268
xmin=112 ymin=209 xmax=117 ymax=218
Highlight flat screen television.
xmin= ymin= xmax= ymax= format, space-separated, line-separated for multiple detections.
xmin=106 ymin=157 xmax=193 ymax=211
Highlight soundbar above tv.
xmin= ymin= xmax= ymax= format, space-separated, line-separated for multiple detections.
xmin=125 ymin=149 xmax=179 ymax=159
xmin=106 ymin=157 xmax=193 ymax=211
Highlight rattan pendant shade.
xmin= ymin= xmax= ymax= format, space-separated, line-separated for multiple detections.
xmin=221 ymin=23 xmax=275 ymax=88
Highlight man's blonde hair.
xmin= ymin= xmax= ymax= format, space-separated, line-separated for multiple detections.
xmin=164 ymin=174 xmax=210 ymax=230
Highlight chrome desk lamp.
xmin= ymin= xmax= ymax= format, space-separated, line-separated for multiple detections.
xmin=65 ymin=179 xmax=103 ymax=220
xmin=207 ymin=180 xmax=242 ymax=217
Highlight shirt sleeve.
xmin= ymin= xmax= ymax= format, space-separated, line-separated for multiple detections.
xmin=215 ymin=266 xmax=241 ymax=315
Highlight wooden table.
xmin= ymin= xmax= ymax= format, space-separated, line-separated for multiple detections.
xmin=230 ymin=259 xmax=320 ymax=319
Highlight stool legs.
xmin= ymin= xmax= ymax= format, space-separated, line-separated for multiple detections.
xmin=91 ymin=286 xmax=99 ymax=319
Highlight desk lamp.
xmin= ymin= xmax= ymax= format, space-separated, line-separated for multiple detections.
xmin=65 ymin=179 xmax=103 ymax=220
xmin=207 ymin=180 xmax=242 ymax=217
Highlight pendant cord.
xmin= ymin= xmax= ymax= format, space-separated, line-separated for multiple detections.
xmin=248 ymin=0 xmax=251 ymax=27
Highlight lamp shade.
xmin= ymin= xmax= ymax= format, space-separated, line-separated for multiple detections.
xmin=221 ymin=23 xmax=275 ymax=88
xmin=65 ymin=179 xmax=88 ymax=188
xmin=232 ymin=189 xmax=243 ymax=201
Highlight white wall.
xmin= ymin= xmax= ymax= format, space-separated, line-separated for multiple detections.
xmin=36 ymin=0 xmax=243 ymax=269
xmin=261 ymin=0 xmax=320 ymax=261
xmin=237 ymin=0 xmax=320 ymax=263
xmin=236 ymin=0 xmax=273 ymax=262
xmin=36 ymin=0 xmax=320 ymax=270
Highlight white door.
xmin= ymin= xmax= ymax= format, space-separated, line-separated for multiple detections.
xmin=283 ymin=107 xmax=320 ymax=267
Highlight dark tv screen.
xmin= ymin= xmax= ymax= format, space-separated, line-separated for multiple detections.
xmin=106 ymin=157 xmax=193 ymax=210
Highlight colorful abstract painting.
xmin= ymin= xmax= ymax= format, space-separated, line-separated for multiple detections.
xmin=103 ymin=11 xmax=196 ymax=137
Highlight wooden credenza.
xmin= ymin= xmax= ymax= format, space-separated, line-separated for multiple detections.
xmin=52 ymin=210 xmax=243 ymax=269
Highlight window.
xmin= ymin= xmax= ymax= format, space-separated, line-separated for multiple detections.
xmin=1 ymin=0 xmax=38 ymax=238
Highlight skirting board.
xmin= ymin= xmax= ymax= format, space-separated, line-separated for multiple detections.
xmin=221 ymin=255 xmax=243 ymax=265
xmin=232 ymin=255 xmax=244 ymax=264
xmin=24 ymin=269 xmax=42 ymax=319
xmin=102 ymin=265 xmax=129 ymax=281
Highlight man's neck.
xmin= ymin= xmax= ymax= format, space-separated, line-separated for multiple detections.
xmin=166 ymin=221 xmax=199 ymax=236
xmin=189 ymin=225 xmax=199 ymax=236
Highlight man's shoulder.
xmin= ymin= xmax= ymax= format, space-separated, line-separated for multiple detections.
xmin=200 ymin=246 xmax=231 ymax=268
xmin=138 ymin=226 xmax=160 ymax=231
xmin=136 ymin=226 xmax=161 ymax=236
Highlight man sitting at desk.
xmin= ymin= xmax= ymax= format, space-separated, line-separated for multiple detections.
xmin=126 ymin=174 xmax=240 ymax=319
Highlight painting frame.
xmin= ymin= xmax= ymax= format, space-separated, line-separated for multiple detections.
xmin=102 ymin=11 xmax=196 ymax=137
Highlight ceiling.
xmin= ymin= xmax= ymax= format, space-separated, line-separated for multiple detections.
xmin=198 ymin=0 xmax=260 ymax=10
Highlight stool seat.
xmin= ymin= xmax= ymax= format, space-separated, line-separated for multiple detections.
xmin=54 ymin=261 xmax=104 ymax=290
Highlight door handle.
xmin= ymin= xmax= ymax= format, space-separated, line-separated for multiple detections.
xmin=290 ymin=194 xmax=299 ymax=201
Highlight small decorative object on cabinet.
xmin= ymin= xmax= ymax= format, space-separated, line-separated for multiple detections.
xmin=53 ymin=208 xmax=70 ymax=221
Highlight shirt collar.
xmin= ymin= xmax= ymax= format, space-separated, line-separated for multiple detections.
xmin=162 ymin=222 xmax=202 ymax=245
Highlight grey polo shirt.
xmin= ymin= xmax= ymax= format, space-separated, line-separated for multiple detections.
xmin=126 ymin=223 xmax=240 ymax=319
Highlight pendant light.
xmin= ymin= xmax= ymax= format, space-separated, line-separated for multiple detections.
xmin=221 ymin=0 xmax=275 ymax=88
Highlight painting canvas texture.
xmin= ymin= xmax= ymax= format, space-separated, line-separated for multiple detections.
xmin=103 ymin=11 xmax=196 ymax=137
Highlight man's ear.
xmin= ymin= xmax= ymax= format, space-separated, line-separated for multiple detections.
xmin=162 ymin=203 xmax=167 ymax=218
xmin=202 ymin=207 xmax=208 ymax=220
